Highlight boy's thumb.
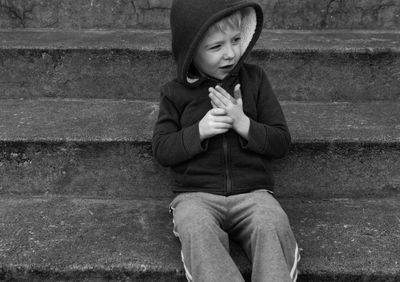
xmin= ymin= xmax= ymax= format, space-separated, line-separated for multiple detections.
xmin=234 ymin=84 xmax=242 ymax=100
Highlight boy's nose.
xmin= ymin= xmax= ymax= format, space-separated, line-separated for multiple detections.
xmin=223 ymin=45 xmax=235 ymax=60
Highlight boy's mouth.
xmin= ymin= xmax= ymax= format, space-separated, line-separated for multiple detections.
xmin=219 ymin=64 xmax=234 ymax=70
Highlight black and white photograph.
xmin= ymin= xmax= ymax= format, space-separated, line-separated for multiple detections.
xmin=0 ymin=0 xmax=399 ymax=281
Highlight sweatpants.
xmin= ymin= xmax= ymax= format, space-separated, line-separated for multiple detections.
xmin=169 ymin=190 xmax=300 ymax=282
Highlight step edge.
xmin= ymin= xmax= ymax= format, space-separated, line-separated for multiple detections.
xmin=1 ymin=29 xmax=400 ymax=54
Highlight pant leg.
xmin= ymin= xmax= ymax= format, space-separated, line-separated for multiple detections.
xmin=227 ymin=190 xmax=300 ymax=282
xmin=170 ymin=192 xmax=244 ymax=282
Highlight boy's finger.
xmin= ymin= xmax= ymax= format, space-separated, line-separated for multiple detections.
xmin=209 ymin=92 xmax=227 ymax=108
xmin=209 ymin=88 xmax=230 ymax=105
xmin=214 ymin=116 xmax=233 ymax=124
xmin=215 ymin=85 xmax=232 ymax=100
xmin=234 ymin=84 xmax=242 ymax=101
xmin=213 ymin=122 xmax=232 ymax=129
xmin=216 ymin=85 xmax=236 ymax=104
xmin=210 ymin=100 xmax=218 ymax=108
xmin=213 ymin=128 xmax=230 ymax=135
xmin=210 ymin=107 xmax=227 ymax=115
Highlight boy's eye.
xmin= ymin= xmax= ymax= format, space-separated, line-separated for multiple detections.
xmin=233 ymin=37 xmax=241 ymax=43
xmin=209 ymin=45 xmax=221 ymax=50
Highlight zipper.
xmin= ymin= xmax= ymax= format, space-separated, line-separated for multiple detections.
xmin=218 ymin=81 xmax=233 ymax=196
xmin=222 ymin=134 xmax=232 ymax=195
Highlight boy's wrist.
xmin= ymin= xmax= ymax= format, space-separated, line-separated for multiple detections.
xmin=198 ymin=122 xmax=206 ymax=141
xmin=234 ymin=115 xmax=250 ymax=139
xmin=198 ymin=120 xmax=211 ymax=141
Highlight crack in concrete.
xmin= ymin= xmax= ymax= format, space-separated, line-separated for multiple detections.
xmin=361 ymin=3 xmax=396 ymax=27
xmin=130 ymin=0 xmax=137 ymax=14
xmin=320 ymin=0 xmax=339 ymax=28
xmin=0 ymin=0 xmax=35 ymax=28
xmin=130 ymin=0 xmax=141 ymax=23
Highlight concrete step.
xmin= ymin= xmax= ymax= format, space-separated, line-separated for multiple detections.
xmin=0 ymin=99 xmax=399 ymax=199
xmin=0 ymin=195 xmax=399 ymax=281
xmin=1 ymin=29 xmax=400 ymax=101
xmin=0 ymin=0 xmax=399 ymax=30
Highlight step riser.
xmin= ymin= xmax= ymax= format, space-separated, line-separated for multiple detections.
xmin=0 ymin=271 xmax=398 ymax=282
xmin=1 ymin=50 xmax=399 ymax=101
xmin=0 ymin=0 xmax=399 ymax=30
xmin=0 ymin=197 xmax=399 ymax=281
xmin=1 ymin=143 xmax=398 ymax=198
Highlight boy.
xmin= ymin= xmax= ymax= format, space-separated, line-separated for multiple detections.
xmin=152 ymin=0 xmax=300 ymax=281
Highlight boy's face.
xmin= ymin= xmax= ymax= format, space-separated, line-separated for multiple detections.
xmin=193 ymin=25 xmax=241 ymax=80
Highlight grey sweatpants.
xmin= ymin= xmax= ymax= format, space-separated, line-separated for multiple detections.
xmin=169 ymin=190 xmax=300 ymax=282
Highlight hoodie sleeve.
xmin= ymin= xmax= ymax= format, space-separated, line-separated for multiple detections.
xmin=239 ymin=68 xmax=291 ymax=158
xmin=152 ymin=86 xmax=208 ymax=167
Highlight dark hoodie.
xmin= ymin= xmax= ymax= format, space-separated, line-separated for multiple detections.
xmin=152 ymin=0 xmax=291 ymax=195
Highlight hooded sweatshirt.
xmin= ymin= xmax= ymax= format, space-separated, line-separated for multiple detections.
xmin=152 ymin=0 xmax=291 ymax=195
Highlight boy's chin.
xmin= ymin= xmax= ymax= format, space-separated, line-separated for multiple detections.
xmin=208 ymin=72 xmax=228 ymax=81
xmin=196 ymin=67 xmax=230 ymax=81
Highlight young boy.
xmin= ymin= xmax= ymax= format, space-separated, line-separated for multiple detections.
xmin=152 ymin=0 xmax=300 ymax=281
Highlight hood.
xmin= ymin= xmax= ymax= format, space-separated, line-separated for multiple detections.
xmin=170 ymin=0 xmax=264 ymax=87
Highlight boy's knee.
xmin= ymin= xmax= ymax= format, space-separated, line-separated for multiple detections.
xmin=249 ymin=192 xmax=290 ymax=229
xmin=173 ymin=199 xmax=217 ymax=234
xmin=250 ymin=204 xmax=290 ymax=234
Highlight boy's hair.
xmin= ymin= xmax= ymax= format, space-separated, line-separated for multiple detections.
xmin=208 ymin=10 xmax=242 ymax=34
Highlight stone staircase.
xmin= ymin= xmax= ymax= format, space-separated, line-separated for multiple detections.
xmin=1 ymin=0 xmax=400 ymax=281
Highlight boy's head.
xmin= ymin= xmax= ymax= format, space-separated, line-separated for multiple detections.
xmin=193 ymin=11 xmax=243 ymax=80
xmin=170 ymin=0 xmax=263 ymax=86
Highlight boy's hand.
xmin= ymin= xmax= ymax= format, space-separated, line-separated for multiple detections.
xmin=199 ymin=108 xmax=233 ymax=141
xmin=209 ymin=84 xmax=250 ymax=139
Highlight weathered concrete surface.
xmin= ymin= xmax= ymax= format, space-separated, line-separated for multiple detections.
xmin=2 ymin=29 xmax=400 ymax=52
xmin=0 ymin=0 xmax=171 ymax=29
xmin=1 ymin=30 xmax=400 ymax=101
xmin=0 ymin=196 xmax=399 ymax=281
xmin=0 ymin=99 xmax=399 ymax=143
xmin=0 ymin=99 xmax=399 ymax=198
xmin=1 ymin=142 xmax=399 ymax=199
xmin=0 ymin=99 xmax=158 ymax=142
xmin=0 ymin=0 xmax=399 ymax=30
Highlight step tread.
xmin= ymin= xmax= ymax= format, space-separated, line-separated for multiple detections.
xmin=1 ymin=29 xmax=400 ymax=53
xmin=1 ymin=30 xmax=399 ymax=101
xmin=0 ymin=196 xmax=399 ymax=280
xmin=0 ymin=99 xmax=399 ymax=144
xmin=0 ymin=1 xmax=399 ymax=30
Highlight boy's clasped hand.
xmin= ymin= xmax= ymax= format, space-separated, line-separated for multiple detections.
xmin=199 ymin=84 xmax=250 ymax=141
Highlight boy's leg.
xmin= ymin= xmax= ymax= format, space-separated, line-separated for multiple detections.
xmin=228 ymin=190 xmax=300 ymax=282
xmin=170 ymin=192 xmax=244 ymax=282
